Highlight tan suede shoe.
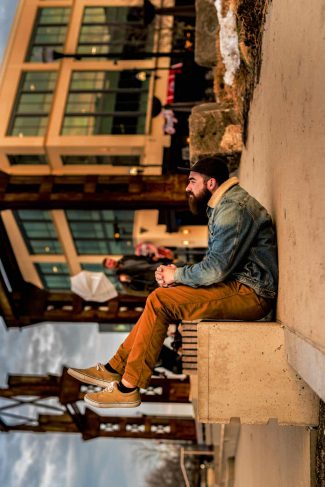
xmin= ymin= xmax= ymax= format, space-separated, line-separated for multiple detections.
xmin=84 ymin=381 xmax=141 ymax=408
xmin=67 ymin=363 xmax=121 ymax=387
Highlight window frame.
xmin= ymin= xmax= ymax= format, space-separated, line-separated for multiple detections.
xmin=61 ymin=70 xmax=150 ymax=136
xmin=7 ymin=71 xmax=58 ymax=137
xmin=25 ymin=7 xmax=71 ymax=63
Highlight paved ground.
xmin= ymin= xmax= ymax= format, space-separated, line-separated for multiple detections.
xmin=234 ymin=422 xmax=314 ymax=487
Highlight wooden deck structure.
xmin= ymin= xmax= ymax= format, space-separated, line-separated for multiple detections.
xmin=0 ymin=369 xmax=194 ymax=441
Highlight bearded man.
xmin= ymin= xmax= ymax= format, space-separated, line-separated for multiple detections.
xmin=68 ymin=157 xmax=278 ymax=408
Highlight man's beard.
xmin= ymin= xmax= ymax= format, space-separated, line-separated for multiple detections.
xmin=187 ymin=187 xmax=211 ymax=215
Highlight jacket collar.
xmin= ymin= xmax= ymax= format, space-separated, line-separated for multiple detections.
xmin=208 ymin=176 xmax=240 ymax=209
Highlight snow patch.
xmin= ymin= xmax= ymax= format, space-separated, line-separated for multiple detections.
xmin=214 ymin=0 xmax=240 ymax=85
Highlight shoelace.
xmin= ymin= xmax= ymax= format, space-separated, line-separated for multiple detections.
xmin=103 ymin=382 xmax=115 ymax=393
xmin=95 ymin=363 xmax=116 ymax=392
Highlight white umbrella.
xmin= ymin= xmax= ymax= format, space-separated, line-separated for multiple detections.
xmin=70 ymin=271 xmax=118 ymax=302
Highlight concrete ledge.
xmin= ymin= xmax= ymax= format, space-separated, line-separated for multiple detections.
xmin=285 ymin=328 xmax=325 ymax=402
xmin=198 ymin=322 xmax=319 ymax=426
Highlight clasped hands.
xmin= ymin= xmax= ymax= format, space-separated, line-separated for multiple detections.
xmin=155 ymin=264 xmax=177 ymax=287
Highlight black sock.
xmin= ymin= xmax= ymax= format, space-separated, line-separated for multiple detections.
xmin=104 ymin=363 xmax=119 ymax=374
xmin=117 ymin=381 xmax=137 ymax=393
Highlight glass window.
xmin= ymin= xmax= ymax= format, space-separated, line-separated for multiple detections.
xmin=8 ymin=72 xmax=57 ymax=136
xmin=66 ymin=210 xmax=114 ymax=221
xmin=14 ymin=210 xmax=62 ymax=255
xmin=77 ymin=7 xmax=153 ymax=58
xmin=61 ymin=71 xmax=149 ymax=135
xmin=35 ymin=262 xmax=70 ymax=290
xmin=26 ymin=7 xmax=71 ymax=62
xmin=7 ymin=155 xmax=48 ymax=165
xmin=81 ymin=263 xmax=107 ymax=273
xmin=61 ymin=155 xmax=140 ymax=165
xmin=66 ymin=210 xmax=134 ymax=255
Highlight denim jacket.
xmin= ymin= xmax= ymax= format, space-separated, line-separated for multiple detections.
xmin=174 ymin=177 xmax=278 ymax=298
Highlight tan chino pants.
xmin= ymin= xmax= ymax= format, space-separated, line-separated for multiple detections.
xmin=109 ymin=280 xmax=273 ymax=388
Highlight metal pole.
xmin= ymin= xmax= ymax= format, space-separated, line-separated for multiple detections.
xmin=180 ymin=447 xmax=215 ymax=487
xmin=180 ymin=448 xmax=191 ymax=487
xmin=52 ymin=50 xmax=191 ymax=61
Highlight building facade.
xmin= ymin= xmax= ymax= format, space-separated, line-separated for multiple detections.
xmin=0 ymin=0 xmax=207 ymax=292
xmin=0 ymin=0 xmax=173 ymax=177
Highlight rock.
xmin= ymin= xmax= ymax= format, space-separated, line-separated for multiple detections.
xmin=189 ymin=103 xmax=242 ymax=171
xmin=195 ymin=0 xmax=219 ymax=67
xmin=219 ymin=124 xmax=243 ymax=153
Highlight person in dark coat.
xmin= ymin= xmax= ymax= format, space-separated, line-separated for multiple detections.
xmin=103 ymin=254 xmax=173 ymax=294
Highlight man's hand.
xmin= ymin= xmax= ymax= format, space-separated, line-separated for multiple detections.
xmin=155 ymin=264 xmax=177 ymax=287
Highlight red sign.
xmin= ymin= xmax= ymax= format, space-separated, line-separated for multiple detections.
xmin=166 ymin=63 xmax=183 ymax=104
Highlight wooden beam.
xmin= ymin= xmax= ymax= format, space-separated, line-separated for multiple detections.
xmin=1 ymin=374 xmax=61 ymax=398
xmin=0 ymin=172 xmax=187 ymax=210
xmin=0 ymin=371 xmax=194 ymax=440
xmin=82 ymin=409 xmax=196 ymax=441
xmin=2 ymin=370 xmax=190 ymax=404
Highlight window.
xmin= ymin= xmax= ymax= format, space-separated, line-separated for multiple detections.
xmin=61 ymin=155 xmax=140 ymax=165
xmin=66 ymin=210 xmax=134 ymax=255
xmin=8 ymin=155 xmax=48 ymax=165
xmin=8 ymin=72 xmax=57 ymax=136
xmin=35 ymin=262 xmax=70 ymax=290
xmin=61 ymin=71 xmax=149 ymax=135
xmin=14 ymin=210 xmax=62 ymax=254
xmin=26 ymin=7 xmax=71 ymax=62
xmin=77 ymin=7 xmax=153 ymax=58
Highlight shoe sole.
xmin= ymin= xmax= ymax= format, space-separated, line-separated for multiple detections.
xmin=67 ymin=368 xmax=120 ymax=387
xmin=84 ymin=396 xmax=141 ymax=408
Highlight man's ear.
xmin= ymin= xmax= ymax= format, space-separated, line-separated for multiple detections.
xmin=207 ymin=178 xmax=219 ymax=191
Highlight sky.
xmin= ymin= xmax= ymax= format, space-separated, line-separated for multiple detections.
xmin=0 ymin=0 xmax=18 ymax=63
xmin=0 ymin=319 xmax=191 ymax=487
xmin=0 ymin=3 xmax=192 ymax=486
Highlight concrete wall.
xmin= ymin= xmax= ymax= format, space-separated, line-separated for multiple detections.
xmin=234 ymin=423 xmax=314 ymax=487
xmin=239 ymin=0 xmax=325 ymax=399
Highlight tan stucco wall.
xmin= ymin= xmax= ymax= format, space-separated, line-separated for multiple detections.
xmin=239 ymin=0 xmax=325 ymax=361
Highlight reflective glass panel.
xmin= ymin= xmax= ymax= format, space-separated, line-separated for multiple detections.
xmin=35 ymin=262 xmax=70 ymax=289
xmin=66 ymin=210 xmax=134 ymax=255
xmin=62 ymin=71 xmax=149 ymax=135
xmin=61 ymin=155 xmax=140 ymax=165
xmin=77 ymin=7 xmax=153 ymax=58
xmin=8 ymin=155 xmax=48 ymax=165
xmin=14 ymin=210 xmax=62 ymax=255
xmin=8 ymin=72 xmax=57 ymax=136
xmin=26 ymin=7 xmax=71 ymax=62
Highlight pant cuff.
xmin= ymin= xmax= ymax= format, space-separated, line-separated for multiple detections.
xmin=109 ymin=357 xmax=125 ymax=375
xmin=122 ymin=371 xmax=149 ymax=389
